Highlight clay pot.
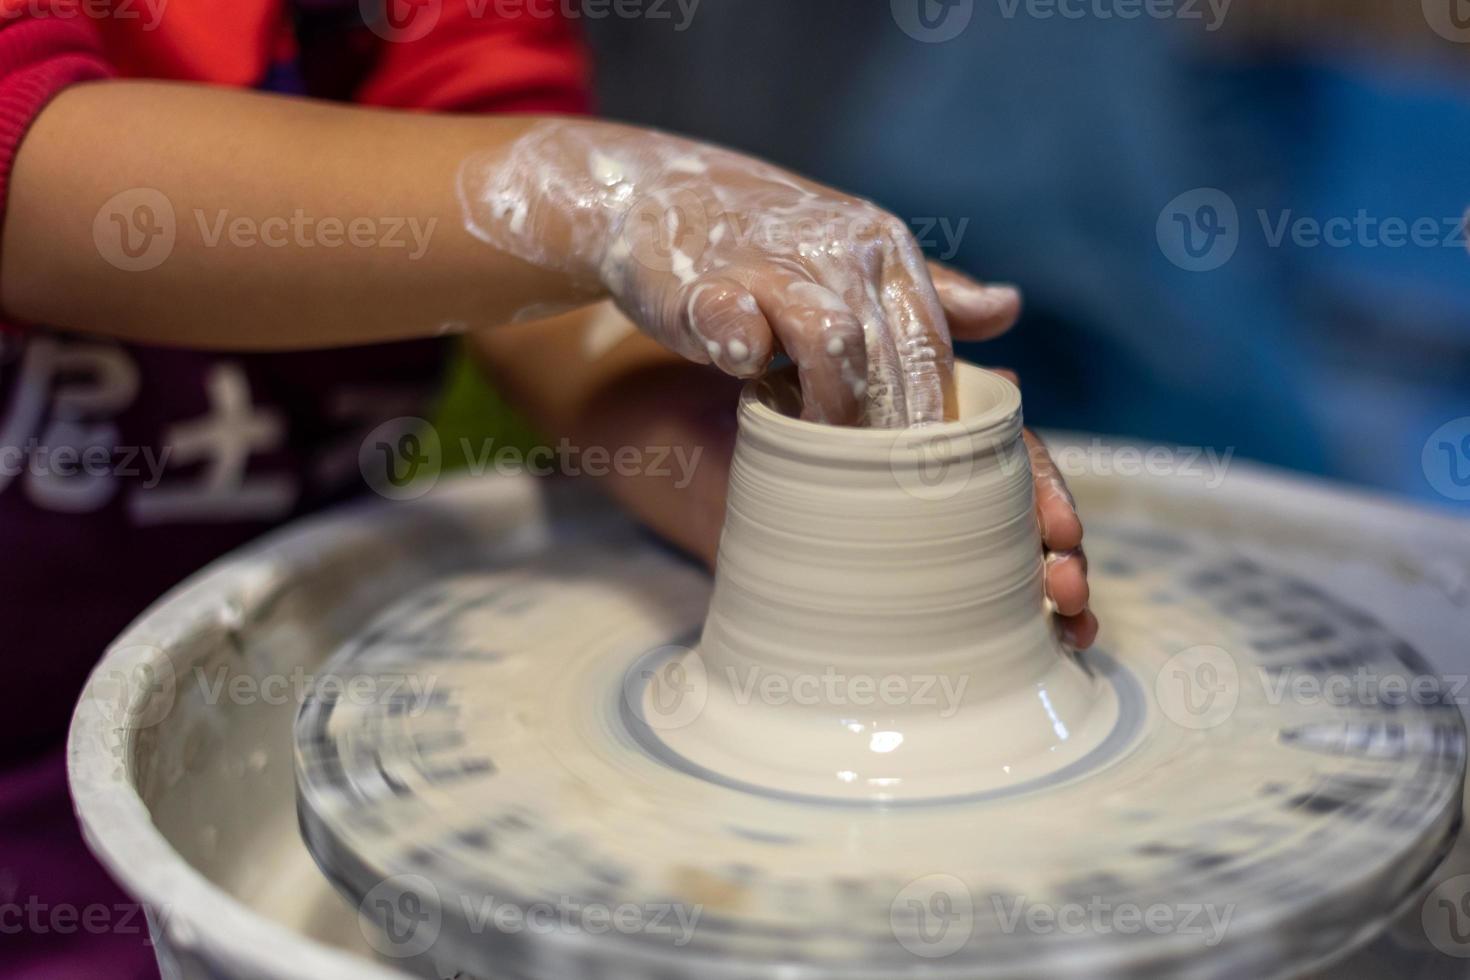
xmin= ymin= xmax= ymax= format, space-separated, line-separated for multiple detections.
xmin=647 ymin=363 xmax=1118 ymax=802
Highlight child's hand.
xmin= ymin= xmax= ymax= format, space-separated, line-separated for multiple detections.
xmin=458 ymin=122 xmax=1021 ymax=428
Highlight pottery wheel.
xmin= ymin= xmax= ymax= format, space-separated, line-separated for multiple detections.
xmin=296 ymin=353 xmax=1462 ymax=980
xmin=296 ymin=517 xmax=1465 ymax=980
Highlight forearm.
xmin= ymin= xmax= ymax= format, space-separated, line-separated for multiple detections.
xmin=468 ymin=302 xmax=677 ymax=436
xmin=2 ymin=78 xmax=1015 ymax=431
xmin=0 ymin=80 xmax=599 ymax=348
xmin=468 ymin=305 xmax=737 ymax=567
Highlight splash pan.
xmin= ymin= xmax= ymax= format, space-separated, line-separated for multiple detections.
xmin=70 ymin=412 xmax=1470 ymax=980
xmin=293 ymin=368 xmax=1463 ymax=980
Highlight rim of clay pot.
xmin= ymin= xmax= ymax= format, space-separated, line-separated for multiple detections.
xmin=742 ymin=363 xmax=1022 ymax=460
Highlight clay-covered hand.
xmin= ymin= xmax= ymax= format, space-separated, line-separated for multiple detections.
xmin=457 ymin=121 xmax=1021 ymax=428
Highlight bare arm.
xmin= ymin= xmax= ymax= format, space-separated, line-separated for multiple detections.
xmin=2 ymin=80 xmax=1021 ymax=426
xmin=2 ymin=81 xmax=585 ymax=349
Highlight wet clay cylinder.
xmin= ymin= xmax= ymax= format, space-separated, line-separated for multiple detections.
xmin=644 ymin=364 xmax=1119 ymax=803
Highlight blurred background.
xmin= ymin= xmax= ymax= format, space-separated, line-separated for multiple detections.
xmin=456 ymin=0 xmax=1470 ymax=512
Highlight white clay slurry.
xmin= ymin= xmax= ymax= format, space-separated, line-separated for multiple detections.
xmin=287 ymin=364 xmax=1465 ymax=980
xmin=455 ymin=121 xmax=961 ymax=427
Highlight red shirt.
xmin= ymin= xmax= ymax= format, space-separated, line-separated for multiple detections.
xmin=0 ymin=4 xmax=588 ymax=976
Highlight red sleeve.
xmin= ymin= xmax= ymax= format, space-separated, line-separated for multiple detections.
xmin=0 ymin=3 xmax=115 ymax=333
xmin=355 ymin=1 xmax=591 ymax=115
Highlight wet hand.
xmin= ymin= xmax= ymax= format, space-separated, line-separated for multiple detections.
xmin=458 ymin=122 xmax=1021 ymax=428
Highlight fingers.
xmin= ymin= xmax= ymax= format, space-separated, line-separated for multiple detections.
xmin=1025 ymin=429 xmax=1083 ymax=552
xmin=927 ymin=262 xmax=1022 ymax=341
xmin=1045 ymin=547 xmax=1089 ymax=617
xmin=680 ymin=277 xmax=774 ymax=378
xmin=1017 ymin=411 xmax=1093 ymax=646
xmin=846 ymin=280 xmax=909 ymax=428
xmin=882 ymin=243 xmax=956 ymax=425
xmin=1058 ymin=609 xmax=1099 ymax=650
xmin=760 ymin=279 xmax=869 ymax=425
